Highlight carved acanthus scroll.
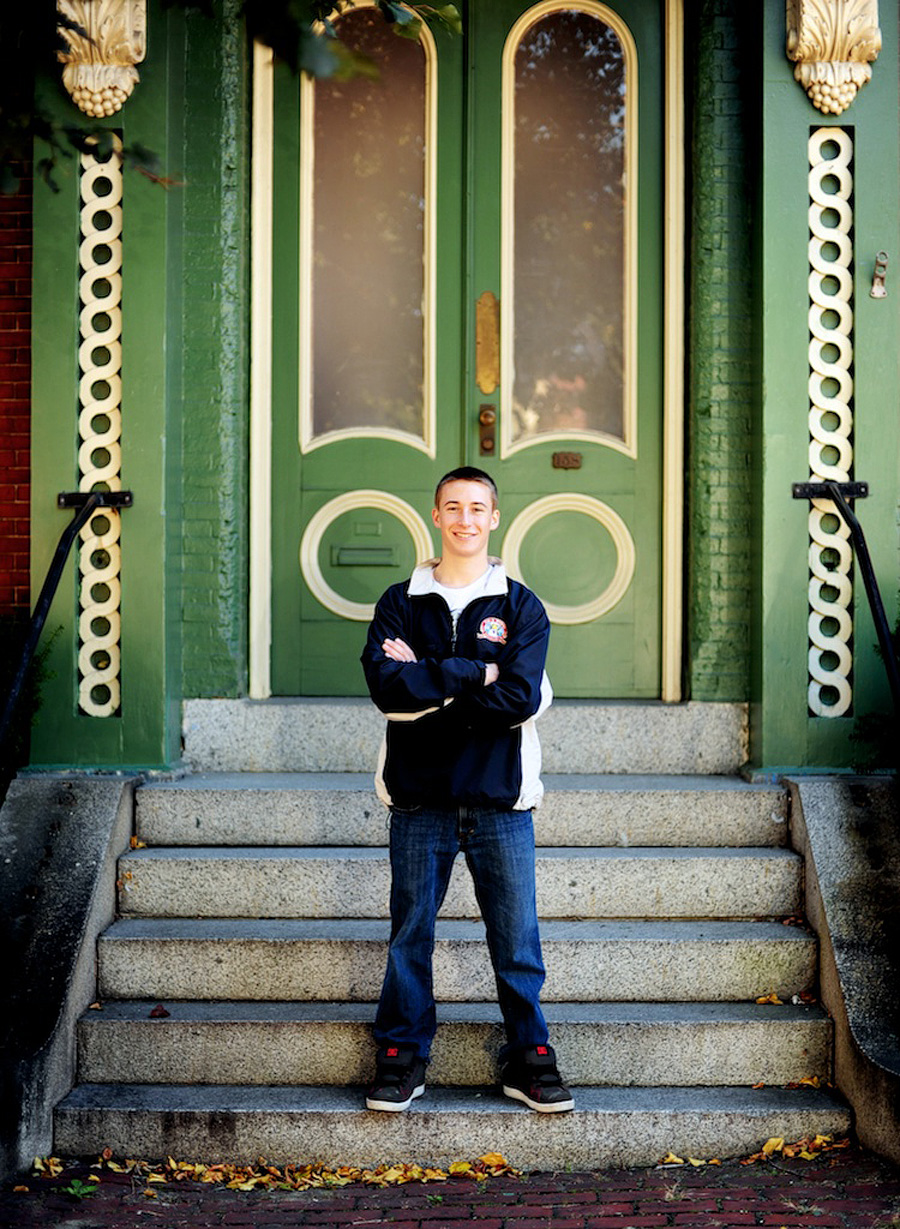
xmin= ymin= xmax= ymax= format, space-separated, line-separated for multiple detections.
xmin=787 ymin=0 xmax=881 ymax=115
xmin=58 ymin=0 xmax=147 ymax=117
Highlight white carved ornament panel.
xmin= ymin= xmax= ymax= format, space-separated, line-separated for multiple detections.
xmin=807 ymin=127 xmax=854 ymax=717
xmin=78 ymin=140 xmax=124 ymax=717
xmin=58 ymin=0 xmax=147 ymax=117
xmin=787 ymin=0 xmax=881 ymax=115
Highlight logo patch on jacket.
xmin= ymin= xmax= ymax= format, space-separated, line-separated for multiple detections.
xmin=477 ymin=616 xmax=508 ymax=644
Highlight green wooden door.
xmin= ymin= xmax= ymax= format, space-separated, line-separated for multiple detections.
xmin=270 ymin=0 xmax=664 ymax=696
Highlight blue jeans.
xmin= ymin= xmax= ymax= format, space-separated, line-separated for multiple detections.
xmin=373 ymin=805 xmax=549 ymax=1061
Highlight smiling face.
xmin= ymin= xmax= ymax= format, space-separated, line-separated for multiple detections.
xmin=432 ymin=478 xmax=500 ymax=565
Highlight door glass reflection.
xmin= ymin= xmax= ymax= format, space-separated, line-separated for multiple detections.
xmin=311 ymin=9 xmax=427 ymax=442
xmin=511 ymin=9 xmax=626 ymax=444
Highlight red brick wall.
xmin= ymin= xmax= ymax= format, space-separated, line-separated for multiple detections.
xmin=0 ymin=166 xmax=32 ymax=616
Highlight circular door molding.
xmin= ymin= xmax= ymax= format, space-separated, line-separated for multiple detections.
xmin=299 ymin=489 xmax=434 ymax=621
xmin=502 ymin=493 xmax=636 ymax=625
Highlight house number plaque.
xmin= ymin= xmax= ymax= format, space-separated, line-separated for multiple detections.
xmin=552 ymin=451 xmax=583 ymax=470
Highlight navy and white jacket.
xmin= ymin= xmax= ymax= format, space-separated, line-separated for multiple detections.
xmin=361 ymin=559 xmax=553 ymax=811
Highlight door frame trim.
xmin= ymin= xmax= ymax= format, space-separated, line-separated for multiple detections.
xmin=249 ymin=1 xmax=685 ymax=700
xmin=661 ymin=0 xmax=684 ymax=702
xmin=250 ymin=38 xmax=274 ymax=699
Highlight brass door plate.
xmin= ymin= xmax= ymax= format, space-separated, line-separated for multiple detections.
xmin=475 ymin=291 xmax=500 ymax=394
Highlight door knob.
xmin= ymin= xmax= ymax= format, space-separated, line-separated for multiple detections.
xmin=479 ymin=404 xmax=496 ymax=454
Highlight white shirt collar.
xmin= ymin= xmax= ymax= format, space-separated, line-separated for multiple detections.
xmin=407 ymin=558 xmax=509 ymax=598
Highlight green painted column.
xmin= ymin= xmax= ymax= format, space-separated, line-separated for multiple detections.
xmin=30 ymin=10 xmax=178 ymax=768
xmin=29 ymin=2 xmax=250 ymax=768
xmin=687 ymin=0 xmax=756 ymax=703
xmin=752 ymin=0 xmax=900 ymax=773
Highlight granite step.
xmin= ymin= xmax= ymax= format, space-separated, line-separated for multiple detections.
xmin=116 ymin=845 xmax=803 ymax=920
xmin=182 ymin=699 xmax=749 ymax=775
xmin=135 ymin=773 xmax=788 ymax=848
xmin=53 ymin=1083 xmax=851 ymax=1170
xmin=97 ymin=917 xmax=817 ymax=1004
xmin=76 ymin=1000 xmax=832 ymax=1088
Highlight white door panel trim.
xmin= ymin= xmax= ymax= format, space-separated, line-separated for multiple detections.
xmin=502 ymin=493 xmax=636 ymax=624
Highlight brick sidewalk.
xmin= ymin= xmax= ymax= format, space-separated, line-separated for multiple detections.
xmin=3 ymin=1147 xmax=900 ymax=1229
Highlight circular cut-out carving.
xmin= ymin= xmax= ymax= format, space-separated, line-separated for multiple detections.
xmin=300 ymin=490 xmax=434 ymax=621
xmin=502 ymin=493 xmax=635 ymax=625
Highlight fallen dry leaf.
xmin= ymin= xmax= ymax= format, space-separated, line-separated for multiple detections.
xmin=756 ymin=993 xmax=784 ymax=1005
xmin=741 ymin=1133 xmax=847 ymax=1165
xmin=148 ymin=1004 xmax=170 ymax=1018
xmin=659 ymin=1151 xmax=684 ymax=1166
xmin=480 ymin=1152 xmax=507 ymax=1167
xmin=82 ymin=1152 xmax=519 ymax=1191
xmin=32 ymin=1157 xmax=64 ymax=1179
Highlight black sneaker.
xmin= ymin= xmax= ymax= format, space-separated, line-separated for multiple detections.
xmin=501 ymin=1044 xmax=574 ymax=1113
xmin=365 ymin=1045 xmax=427 ymax=1112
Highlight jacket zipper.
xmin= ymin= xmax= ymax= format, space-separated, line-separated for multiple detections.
xmin=432 ymin=593 xmax=493 ymax=657
xmin=454 ymin=596 xmax=494 ymax=657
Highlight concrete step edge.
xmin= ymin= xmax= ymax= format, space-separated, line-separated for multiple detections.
xmin=135 ymin=772 xmax=788 ymax=849
xmin=137 ymin=771 xmax=784 ymax=793
xmin=76 ymin=1000 xmax=833 ymax=1088
xmin=53 ymin=1082 xmax=850 ymax=1169
xmin=116 ymin=846 xmax=804 ymax=921
xmin=78 ymin=999 xmax=830 ymax=1025
xmin=120 ymin=845 xmax=801 ymax=860
xmin=99 ymin=917 xmax=816 ymax=940
xmin=96 ymin=918 xmax=818 ymax=1004
xmin=181 ymin=699 xmax=749 ymax=775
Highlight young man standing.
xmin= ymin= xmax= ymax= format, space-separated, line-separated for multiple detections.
xmin=360 ymin=466 xmax=573 ymax=1114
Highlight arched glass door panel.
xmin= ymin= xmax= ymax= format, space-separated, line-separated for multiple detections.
xmin=503 ymin=4 xmax=636 ymax=457
xmin=302 ymin=6 xmax=434 ymax=454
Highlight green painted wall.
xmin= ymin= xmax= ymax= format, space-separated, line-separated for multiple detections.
xmin=751 ymin=0 xmax=900 ymax=772
xmin=177 ymin=0 xmax=251 ymax=700
xmin=686 ymin=0 xmax=757 ymax=702
xmin=26 ymin=0 xmax=899 ymax=769
xmin=29 ymin=1 xmax=250 ymax=767
xmin=30 ymin=12 xmax=179 ymax=767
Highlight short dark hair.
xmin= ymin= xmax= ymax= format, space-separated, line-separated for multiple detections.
xmin=434 ymin=467 xmax=498 ymax=509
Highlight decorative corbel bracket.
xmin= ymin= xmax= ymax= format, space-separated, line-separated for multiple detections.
xmin=57 ymin=0 xmax=147 ymax=118
xmin=787 ymin=0 xmax=881 ymax=116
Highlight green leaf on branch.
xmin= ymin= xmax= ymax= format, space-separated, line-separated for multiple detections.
xmin=392 ymin=18 xmax=425 ymax=41
xmin=413 ymin=4 xmax=463 ymax=36
xmin=378 ymin=1 xmax=417 ymax=24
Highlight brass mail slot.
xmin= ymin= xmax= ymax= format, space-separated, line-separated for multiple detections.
xmin=331 ymin=547 xmax=398 ymax=567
